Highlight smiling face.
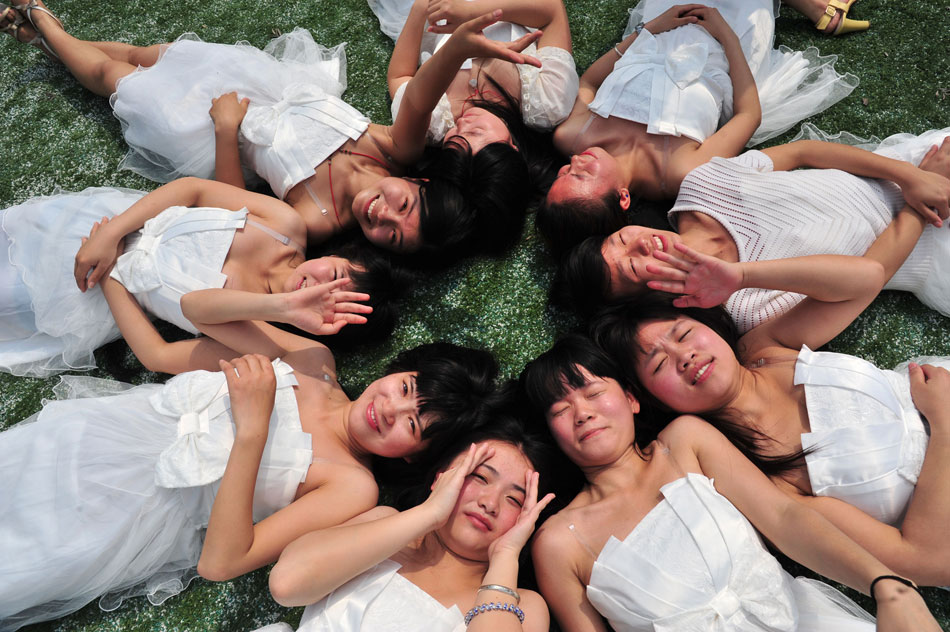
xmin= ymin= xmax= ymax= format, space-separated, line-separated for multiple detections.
xmin=632 ymin=317 xmax=739 ymax=414
xmin=600 ymin=226 xmax=684 ymax=298
xmin=444 ymin=106 xmax=513 ymax=154
xmin=348 ymin=371 xmax=428 ymax=458
xmin=437 ymin=440 xmax=532 ymax=560
xmin=352 ymin=178 xmax=424 ymax=253
xmin=544 ymin=366 xmax=639 ymax=468
xmin=546 ymin=147 xmax=626 ymax=205
xmin=282 ymin=256 xmax=358 ymax=293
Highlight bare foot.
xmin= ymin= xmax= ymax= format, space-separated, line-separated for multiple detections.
xmin=10 ymin=0 xmax=62 ymax=59
xmin=0 ymin=2 xmax=39 ymax=44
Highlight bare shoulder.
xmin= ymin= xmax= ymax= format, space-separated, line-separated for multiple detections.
xmin=285 ymin=345 xmax=338 ymax=381
xmin=517 ymin=588 xmax=551 ymax=632
xmin=533 ymin=508 xmax=583 ymax=570
xmin=659 ymin=414 xmax=716 ymax=444
xmin=304 ymin=458 xmax=378 ymax=505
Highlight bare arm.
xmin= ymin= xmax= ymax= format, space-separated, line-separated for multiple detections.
xmin=199 ymin=356 xmax=378 ymax=580
xmin=677 ymin=7 xmax=760 ymax=177
xmin=427 ymin=0 xmax=572 ymax=52
xmin=387 ymin=0 xmax=430 ymax=98
xmin=578 ymin=5 xmax=701 ymax=100
xmin=181 ymin=279 xmax=371 ymax=336
xmin=762 ymin=140 xmax=950 ymax=226
xmin=384 ymin=11 xmax=542 ymax=165
xmin=74 ymin=177 xmax=300 ymax=290
xmin=647 ymin=243 xmax=885 ymax=352
xmin=209 ymin=92 xmax=251 ymax=189
xmin=532 ymin=521 xmax=609 ymax=632
xmin=670 ymin=417 xmax=940 ymax=630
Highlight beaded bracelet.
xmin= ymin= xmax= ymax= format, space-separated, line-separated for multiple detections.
xmin=478 ymin=583 xmax=521 ymax=604
xmin=464 ymin=602 xmax=526 ymax=626
xmin=870 ymin=575 xmax=920 ymax=599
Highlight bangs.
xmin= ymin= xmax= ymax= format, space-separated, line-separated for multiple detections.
xmin=522 ymin=334 xmax=623 ymax=412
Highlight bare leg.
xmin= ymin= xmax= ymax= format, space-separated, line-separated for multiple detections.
xmin=20 ymin=1 xmax=162 ymax=97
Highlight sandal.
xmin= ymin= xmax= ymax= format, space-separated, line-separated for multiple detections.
xmin=14 ymin=0 xmax=62 ymax=59
xmin=815 ymin=0 xmax=869 ymax=36
xmin=0 ymin=3 xmax=28 ymax=42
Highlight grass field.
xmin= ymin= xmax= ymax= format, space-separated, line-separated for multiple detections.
xmin=0 ymin=0 xmax=948 ymax=629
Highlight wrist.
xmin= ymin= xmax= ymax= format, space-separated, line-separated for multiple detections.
xmin=214 ymin=123 xmax=240 ymax=136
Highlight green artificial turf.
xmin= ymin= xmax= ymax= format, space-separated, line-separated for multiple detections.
xmin=1 ymin=0 xmax=948 ymax=629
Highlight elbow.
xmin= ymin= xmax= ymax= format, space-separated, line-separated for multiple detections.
xmin=268 ymin=563 xmax=324 ymax=607
xmin=863 ymin=260 xmax=886 ymax=293
xmin=196 ymin=555 xmax=241 ymax=583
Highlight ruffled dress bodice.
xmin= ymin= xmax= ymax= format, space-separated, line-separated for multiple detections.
xmin=278 ymin=560 xmax=465 ymax=632
xmin=796 ymin=346 xmax=936 ymax=526
xmin=111 ymin=205 xmax=245 ymax=335
xmin=586 ymin=474 xmax=874 ymax=631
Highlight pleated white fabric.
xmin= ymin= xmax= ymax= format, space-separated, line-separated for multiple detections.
xmin=586 ymin=474 xmax=875 ymax=631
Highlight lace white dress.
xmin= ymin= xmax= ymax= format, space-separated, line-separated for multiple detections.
xmin=796 ymin=346 xmax=939 ymax=526
xmin=668 ymin=127 xmax=950 ymax=333
xmin=253 ymin=560 xmax=465 ymax=632
xmin=588 ymin=0 xmax=857 ymax=145
xmin=0 ymin=359 xmax=312 ymax=631
xmin=0 ymin=188 xmax=247 ymax=377
xmin=111 ymin=29 xmax=369 ymax=199
xmin=586 ymin=473 xmax=875 ymax=631
xmin=367 ymin=0 xmax=578 ymax=143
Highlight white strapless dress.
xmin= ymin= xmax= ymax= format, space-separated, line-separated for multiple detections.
xmin=112 ymin=29 xmax=368 ymax=199
xmin=589 ymin=0 xmax=857 ymax=145
xmin=0 ymin=360 xmax=312 ymax=631
xmin=0 ymin=189 xmax=243 ymax=377
xmin=796 ymin=346 xmax=937 ymax=526
xmin=252 ymin=560 xmax=465 ymax=632
xmin=586 ymin=473 xmax=875 ymax=631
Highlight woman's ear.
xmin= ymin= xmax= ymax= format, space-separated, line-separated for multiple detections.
xmin=626 ymin=391 xmax=641 ymax=414
xmin=619 ymin=188 xmax=631 ymax=210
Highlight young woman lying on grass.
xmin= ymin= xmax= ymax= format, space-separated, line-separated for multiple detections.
xmin=2 ymin=2 xmax=540 ymax=259
xmin=0 ymin=279 xmax=501 ymax=630
xmin=0 ymin=177 xmax=406 ymax=377
xmin=256 ymin=416 xmax=556 ymax=632
xmin=558 ymin=131 xmax=950 ymax=327
xmin=536 ymin=0 xmax=858 ymax=255
xmin=521 ymin=334 xmax=940 ymax=631
xmin=591 ymin=226 xmax=950 ymax=585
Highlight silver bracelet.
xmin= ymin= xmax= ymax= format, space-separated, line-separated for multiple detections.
xmin=477 ymin=583 xmax=521 ymax=604
xmin=613 ymin=44 xmax=624 ymax=58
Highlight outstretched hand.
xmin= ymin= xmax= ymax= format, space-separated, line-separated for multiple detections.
xmin=221 ymin=354 xmax=277 ymax=442
xmin=74 ymin=216 xmax=123 ymax=292
xmin=487 ymin=469 xmax=555 ymax=561
xmin=908 ymin=137 xmax=950 ymax=227
xmin=646 ymin=242 xmax=742 ymax=308
xmin=423 ymin=443 xmax=496 ymax=530
xmin=441 ymin=11 xmax=542 ymax=68
xmin=282 ymin=278 xmax=373 ymax=336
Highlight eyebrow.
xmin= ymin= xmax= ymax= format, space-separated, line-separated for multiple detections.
xmin=479 ymin=463 xmax=527 ymax=495
xmin=643 ymin=321 xmax=680 ymax=363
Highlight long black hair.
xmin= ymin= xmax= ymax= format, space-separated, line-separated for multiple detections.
xmin=589 ymin=292 xmax=810 ymax=476
xmin=550 ymin=235 xmax=612 ymax=316
xmin=537 ymin=190 xmax=625 ymax=259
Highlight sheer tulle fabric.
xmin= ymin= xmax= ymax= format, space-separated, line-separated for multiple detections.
xmin=111 ymin=29 xmax=350 ymax=194
xmin=0 ymin=187 xmax=144 ymax=376
xmin=0 ymin=361 xmax=309 ymax=629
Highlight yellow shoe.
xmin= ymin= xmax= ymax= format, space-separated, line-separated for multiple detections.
xmin=815 ymin=0 xmax=870 ymax=35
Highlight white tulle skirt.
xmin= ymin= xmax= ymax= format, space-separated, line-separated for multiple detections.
xmin=0 ymin=187 xmax=145 ymax=377
xmin=111 ymin=28 xmax=347 ymax=188
xmin=0 ymin=377 xmax=204 ymax=631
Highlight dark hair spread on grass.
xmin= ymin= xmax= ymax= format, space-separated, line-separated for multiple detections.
xmin=384 ymin=341 xmax=500 ymax=469
xmin=589 ymin=292 xmax=810 ymax=476
xmin=536 ymin=190 xmax=625 ymax=259
xmin=551 ymin=234 xmax=613 ymax=316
